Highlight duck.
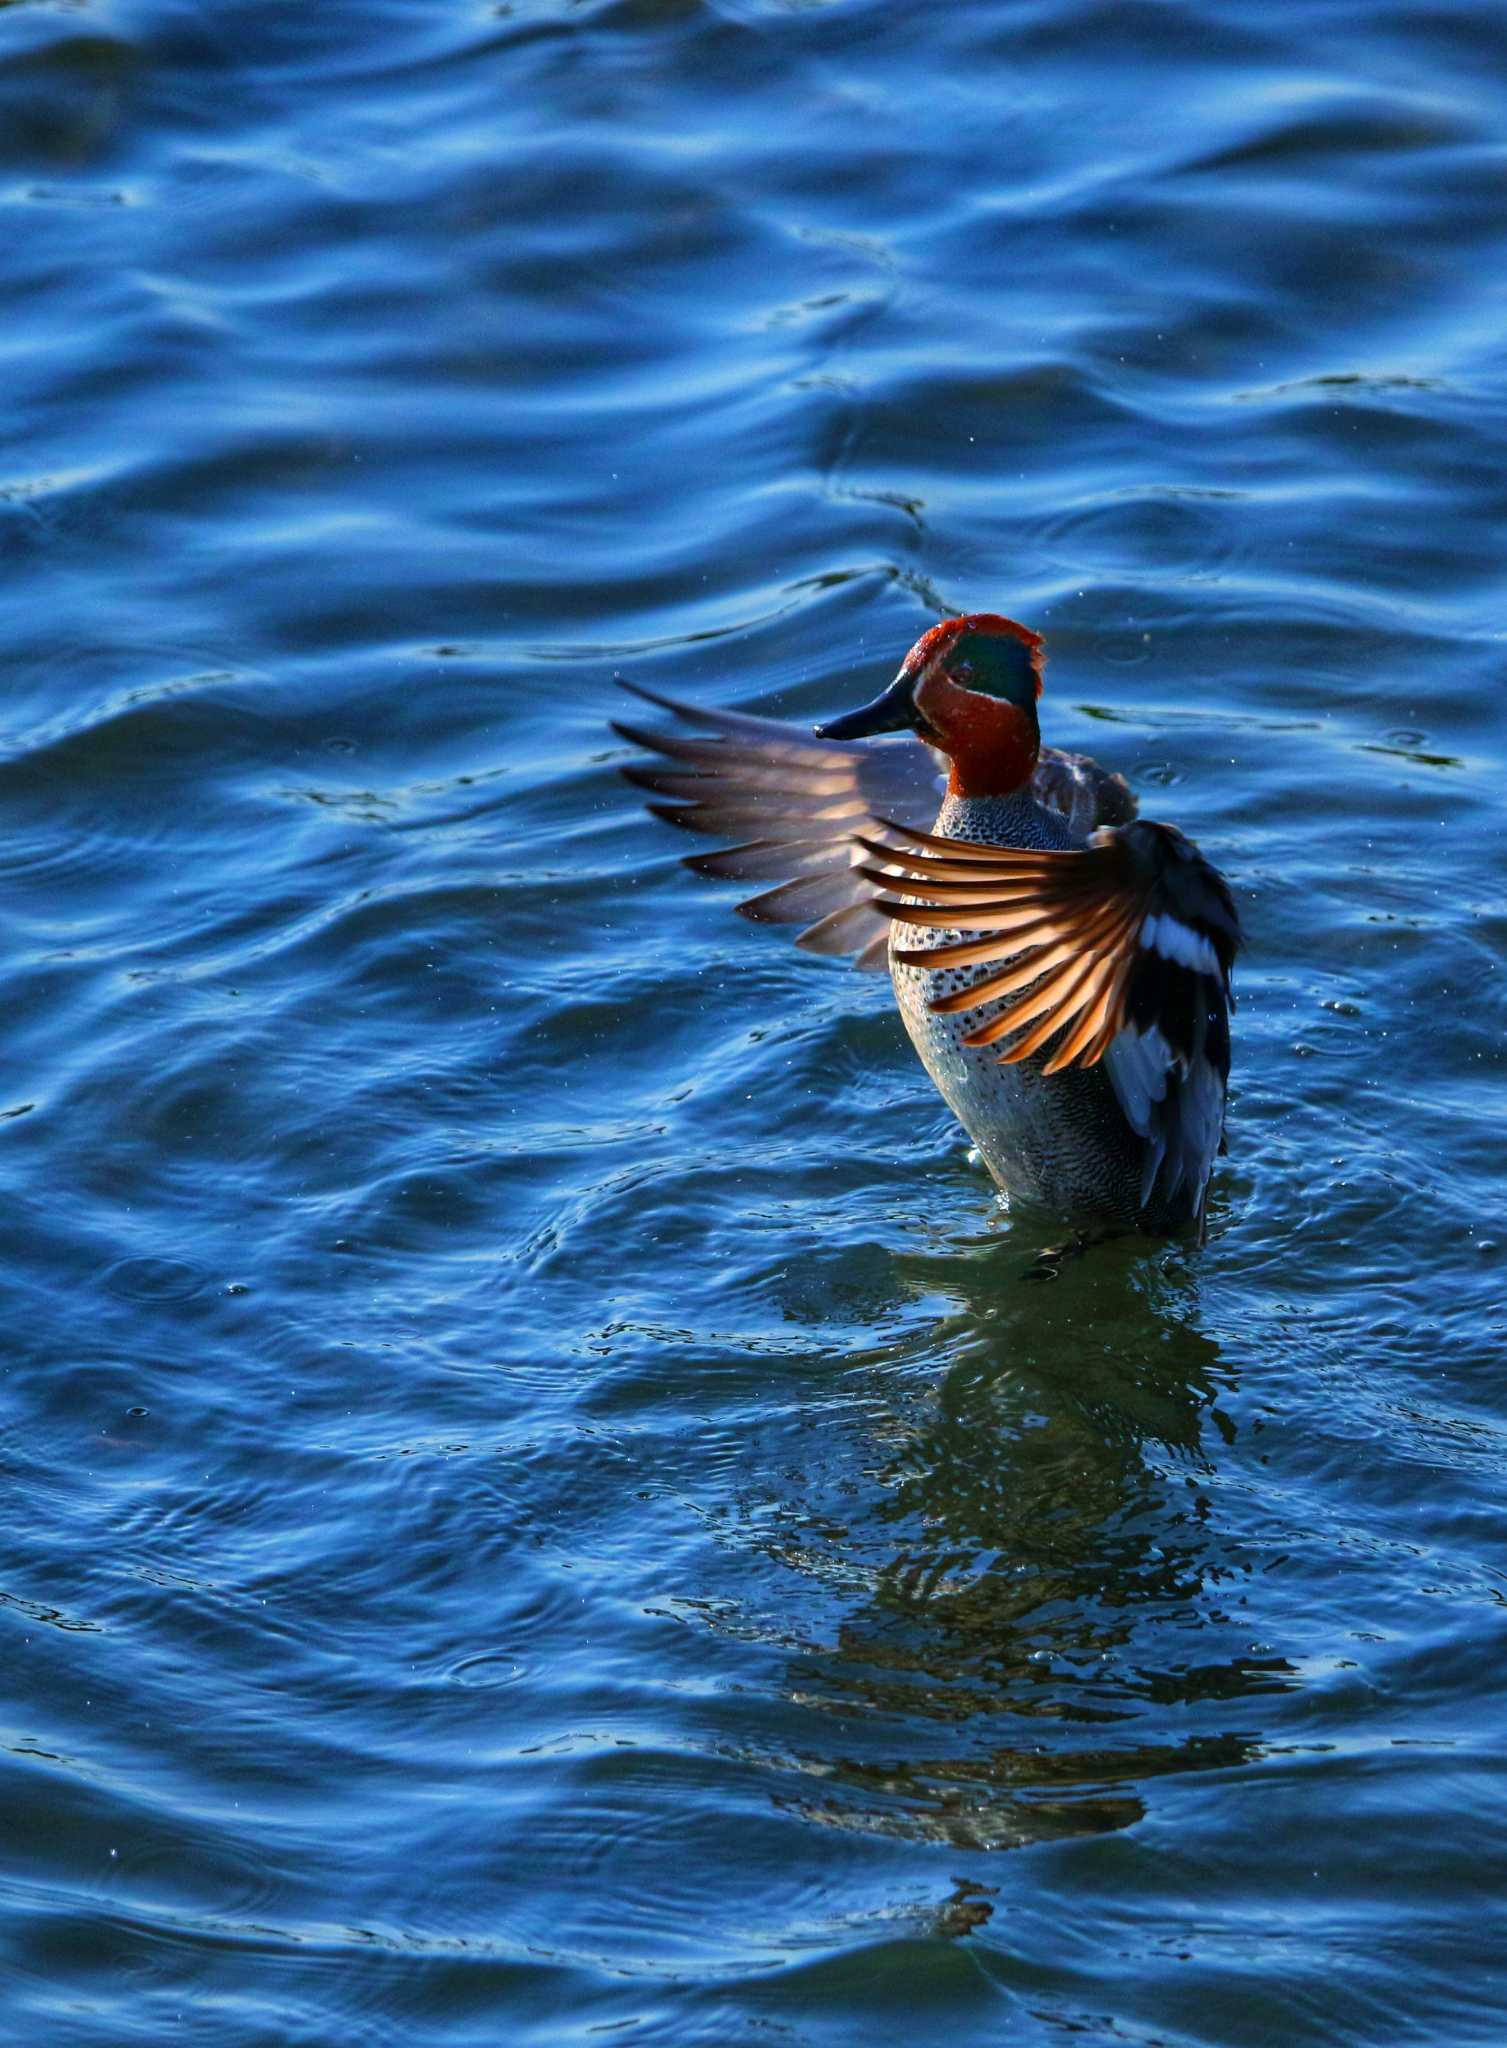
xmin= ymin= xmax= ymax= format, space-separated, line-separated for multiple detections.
xmin=614 ymin=613 xmax=1241 ymax=1236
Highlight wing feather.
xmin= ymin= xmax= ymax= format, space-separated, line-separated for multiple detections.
xmin=615 ymin=676 xmax=945 ymax=969
xmin=684 ymin=839 xmax=849 ymax=882
xmin=738 ymin=869 xmax=877 ymax=927
xmin=891 ymin=914 xmax=1067 ymax=969
xmin=876 ymin=898 xmax=1091 ymax=934
xmin=994 ymin=951 xmax=1119 ymax=1065
xmin=794 ymin=901 xmax=890 ymax=959
xmin=963 ymin=913 xmax=1136 ymax=1051
xmin=927 ymin=935 xmax=1103 ymax=1015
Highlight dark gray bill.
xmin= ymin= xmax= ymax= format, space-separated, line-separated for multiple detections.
xmin=813 ymin=673 xmax=916 ymax=741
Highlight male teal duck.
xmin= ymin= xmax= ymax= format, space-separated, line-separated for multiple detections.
xmin=616 ymin=613 xmax=1241 ymax=1235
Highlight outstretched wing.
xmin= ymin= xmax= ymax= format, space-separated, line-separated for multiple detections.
xmin=613 ymin=676 xmax=940 ymax=969
xmin=613 ymin=678 xmax=1136 ymax=972
xmin=866 ymin=818 xmax=1241 ymax=1219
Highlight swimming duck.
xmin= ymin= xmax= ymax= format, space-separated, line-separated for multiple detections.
xmin=615 ymin=613 xmax=1241 ymax=1235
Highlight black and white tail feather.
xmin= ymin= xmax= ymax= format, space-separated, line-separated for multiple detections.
xmin=1100 ymin=826 xmax=1240 ymax=1230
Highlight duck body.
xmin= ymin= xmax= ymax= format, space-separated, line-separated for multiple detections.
xmin=889 ymin=787 xmax=1169 ymax=1227
xmin=616 ymin=611 xmax=1241 ymax=1237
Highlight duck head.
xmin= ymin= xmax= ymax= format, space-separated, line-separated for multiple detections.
xmin=815 ymin=613 xmax=1044 ymax=797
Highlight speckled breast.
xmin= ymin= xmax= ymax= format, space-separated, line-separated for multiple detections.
xmin=889 ymin=790 xmax=1149 ymax=1223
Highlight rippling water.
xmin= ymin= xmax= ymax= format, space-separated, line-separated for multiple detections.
xmin=5 ymin=0 xmax=1507 ymax=2040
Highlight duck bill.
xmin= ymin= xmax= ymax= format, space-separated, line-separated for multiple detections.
xmin=813 ymin=672 xmax=918 ymax=741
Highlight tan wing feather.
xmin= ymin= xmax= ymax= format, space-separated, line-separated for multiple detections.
xmin=962 ymin=913 xmax=1136 ymax=1051
xmin=995 ymin=947 xmax=1125 ymax=1063
xmin=935 ymin=934 xmax=1105 ymax=1019
xmin=1041 ymin=953 xmax=1132 ymax=1072
xmin=870 ymin=832 xmax=1154 ymax=1069
xmin=854 ymin=835 xmax=1064 ymax=882
xmin=925 ymin=901 xmax=1132 ymax=1015
xmin=891 ymin=915 xmax=1067 ymax=969
xmin=875 ymin=898 xmax=1086 ymax=934
xmin=855 ymin=864 xmax=1052 ymax=904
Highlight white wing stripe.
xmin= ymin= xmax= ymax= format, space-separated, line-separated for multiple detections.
xmin=1138 ymin=913 xmax=1221 ymax=976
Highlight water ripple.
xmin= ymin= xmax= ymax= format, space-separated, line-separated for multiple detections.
xmin=4 ymin=0 xmax=1507 ymax=2041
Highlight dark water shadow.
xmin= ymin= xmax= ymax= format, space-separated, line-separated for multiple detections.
xmin=746 ymin=1231 xmax=1293 ymax=1853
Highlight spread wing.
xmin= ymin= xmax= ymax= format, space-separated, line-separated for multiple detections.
xmin=613 ymin=677 xmax=1136 ymax=972
xmin=866 ymin=818 xmax=1241 ymax=1220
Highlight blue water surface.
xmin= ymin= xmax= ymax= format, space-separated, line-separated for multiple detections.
xmin=3 ymin=0 xmax=1507 ymax=2041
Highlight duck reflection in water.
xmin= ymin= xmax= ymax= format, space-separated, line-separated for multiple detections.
xmin=751 ymin=1230 xmax=1293 ymax=1856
